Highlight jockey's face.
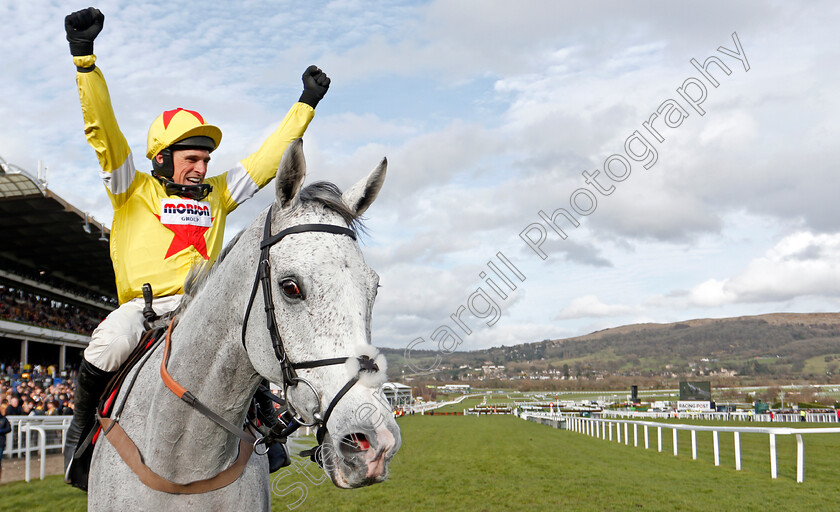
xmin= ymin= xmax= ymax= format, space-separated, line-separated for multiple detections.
xmin=156 ymin=149 xmax=211 ymax=186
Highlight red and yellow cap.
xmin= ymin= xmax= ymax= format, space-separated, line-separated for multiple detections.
xmin=146 ymin=108 xmax=222 ymax=160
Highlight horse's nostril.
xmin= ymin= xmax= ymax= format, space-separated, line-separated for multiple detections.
xmin=340 ymin=433 xmax=370 ymax=456
xmin=350 ymin=433 xmax=370 ymax=450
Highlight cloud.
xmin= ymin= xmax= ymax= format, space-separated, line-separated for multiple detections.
xmin=687 ymin=278 xmax=737 ymax=308
xmin=688 ymin=231 xmax=840 ymax=307
xmin=556 ymin=294 xmax=636 ymax=320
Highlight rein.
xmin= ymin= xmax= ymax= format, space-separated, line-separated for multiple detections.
xmin=241 ymin=205 xmax=380 ymax=464
xmin=160 ymin=319 xmax=257 ymax=448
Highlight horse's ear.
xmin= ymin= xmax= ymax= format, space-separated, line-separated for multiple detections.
xmin=342 ymin=157 xmax=387 ymax=216
xmin=275 ymin=138 xmax=306 ymax=209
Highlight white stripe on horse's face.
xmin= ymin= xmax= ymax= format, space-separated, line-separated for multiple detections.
xmin=250 ymin=139 xmax=399 ymax=488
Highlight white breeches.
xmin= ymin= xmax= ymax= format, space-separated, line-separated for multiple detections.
xmin=84 ymin=295 xmax=182 ymax=371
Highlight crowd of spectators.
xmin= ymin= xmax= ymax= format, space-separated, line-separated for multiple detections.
xmin=0 ymin=264 xmax=118 ymax=308
xmin=1 ymin=362 xmax=75 ymax=417
xmin=0 ymin=284 xmax=104 ymax=336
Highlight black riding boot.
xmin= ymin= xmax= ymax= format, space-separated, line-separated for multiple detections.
xmin=64 ymin=359 xmax=115 ymax=490
xmin=254 ymin=383 xmax=290 ymax=472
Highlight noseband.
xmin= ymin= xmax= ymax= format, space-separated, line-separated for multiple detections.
xmin=241 ymin=205 xmax=380 ymax=464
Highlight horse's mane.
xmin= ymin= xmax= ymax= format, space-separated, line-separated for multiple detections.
xmin=180 ymin=181 xmax=365 ymax=309
xmin=299 ymin=181 xmax=364 ymax=232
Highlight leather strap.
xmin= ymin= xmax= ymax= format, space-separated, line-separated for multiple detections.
xmin=99 ymin=417 xmax=253 ymax=495
xmin=160 ymin=318 xmax=257 ymax=446
xmin=260 ymin=223 xmax=356 ymax=249
xmin=292 ymin=357 xmax=348 ymax=369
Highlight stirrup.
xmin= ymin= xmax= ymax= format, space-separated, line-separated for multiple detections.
xmin=64 ymin=457 xmax=73 ymax=484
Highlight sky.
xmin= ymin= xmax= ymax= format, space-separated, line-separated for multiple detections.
xmin=2 ymin=1 xmax=840 ymax=356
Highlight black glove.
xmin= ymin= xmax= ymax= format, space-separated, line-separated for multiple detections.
xmin=65 ymin=7 xmax=104 ymax=57
xmin=299 ymin=65 xmax=330 ymax=108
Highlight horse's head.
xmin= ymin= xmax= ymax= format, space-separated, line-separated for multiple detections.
xmin=243 ymin=139 xmax=400 ymax=488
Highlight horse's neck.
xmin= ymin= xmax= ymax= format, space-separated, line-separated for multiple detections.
xmin=171 ymin=276 xmax=259 ymax=401
xmin=137 ymin=230 xmax=261 ymax=479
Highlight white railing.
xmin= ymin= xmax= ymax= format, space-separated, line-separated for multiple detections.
xmin=413 ymin=393 xmax=483 ymax=413
xmin=2 ymin=416 xmax=72 ymax=482
xmin=755 ymin=413 xmax=838 ymax=423
xmin=523 ymin=412 xmax=840 ymax=483
xmin=4 ymin=415 xmax=72 ymax=459
xmin=21 ymin=422 xmax=71 ymax=481
xmin=521 ymin=412 xmax=566 ymax=430
xmin=603 ymin=410 xmax=750 ymax=421
xmin=602 ymin=410 xmax=839 ymax=423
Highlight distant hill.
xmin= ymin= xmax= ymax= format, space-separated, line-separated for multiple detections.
xmin=382 ymin=312 xmax=840 ymax=383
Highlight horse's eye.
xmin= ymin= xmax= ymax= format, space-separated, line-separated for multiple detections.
xmin=281 ymin=279 xmax=302 ymax=298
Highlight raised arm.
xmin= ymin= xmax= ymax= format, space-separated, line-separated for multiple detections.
xmin=217 ymin=66 xmax=330 ymax=212
xmin=66 ymin=7 xmax=137 ymax=209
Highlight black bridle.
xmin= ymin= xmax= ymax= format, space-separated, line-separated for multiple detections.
xmin=241 ymin=205 xmax=380 ymax=464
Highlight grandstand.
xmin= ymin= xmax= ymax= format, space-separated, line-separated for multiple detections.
xmin=382 ymin=382 xmax=413 ymax=409
xmin=0 ymin=156 xmax=116 ymax=375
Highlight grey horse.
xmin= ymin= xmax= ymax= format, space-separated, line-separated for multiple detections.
xmin=87 ymin=139 xmax=401 ymax=511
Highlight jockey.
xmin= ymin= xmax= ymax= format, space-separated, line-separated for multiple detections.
xmin=63 ymin=7 xmax=329 ymax=487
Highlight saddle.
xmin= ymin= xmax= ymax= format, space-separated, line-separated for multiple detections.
xmin=67 ymin=317 xmax=171 ymax=489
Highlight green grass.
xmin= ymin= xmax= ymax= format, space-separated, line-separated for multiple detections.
xmin=3 ymin=416 xmax=838 ymax=511
xmin=1 ymin=477 xmax=87 ymax=510
xmin=802 ymin=354 xmax=840 ymax=375
xmin=434 ymin=396 xmax=484 ymax=413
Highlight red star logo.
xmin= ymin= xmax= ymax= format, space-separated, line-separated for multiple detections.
xmin=156 ymin=215 xmax=214 ymax=259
